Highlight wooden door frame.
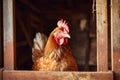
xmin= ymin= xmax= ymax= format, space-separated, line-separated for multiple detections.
xmin=111 ymin=0 xmax=120 ymax=80
xmin=0 ymin=69 xmax=3 ymax=80
xmin=3 ymin=0 xmax=120 ymax=80
xmin=3 ymin=71 xmax=113 ymax=80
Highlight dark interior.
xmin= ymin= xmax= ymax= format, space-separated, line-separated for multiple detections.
xmin=15 ymin=0 xmax=97 ymax=71
xmin=0 ymin=0 xmax=98 ymax=71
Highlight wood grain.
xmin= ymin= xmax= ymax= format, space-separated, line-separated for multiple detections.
xmin=111 ymin=0 xmax=120 ymax=80
xmin=0 ymin=69 xmax=3 ymax=80
xmin=96 ymin=0 xmax=108 ymax=71
xmin=3 ymin=0 xmax=16 ymax=70
xmin=3 ymin=71 xmax=113 ymax=80
xmin=0 ymin=0 xmax=3 ymax=68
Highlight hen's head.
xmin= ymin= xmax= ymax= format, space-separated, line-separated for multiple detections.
xmin=53 ymin=19 xmax=70 ymax=45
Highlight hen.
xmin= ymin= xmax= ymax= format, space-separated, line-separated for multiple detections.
xmin=32 ymin=19 xmax=78 ymax=71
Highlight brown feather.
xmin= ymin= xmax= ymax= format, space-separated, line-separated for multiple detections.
xmin=32 ymin=27 xmax=78 ymax=71
xmin=32 ymin=21 xmax=78 ymax=71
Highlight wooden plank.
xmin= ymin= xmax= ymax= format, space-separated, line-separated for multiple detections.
xmin=0 ymin=0 xmax=3 ymax=68
xmin=0 ymin=69 xmax=3 ymax=80
xmin=3 ymin=0 xmax=16 ymax=70
xmin=3 ymin=70 xmax=113 ymax=80
xmin=111 ymin=0 xmax=120 ymax=80
xmin=96 ymin=0 xmax=108 ymax=71
xmin=112 ymin=49 xmax=120 ymax=80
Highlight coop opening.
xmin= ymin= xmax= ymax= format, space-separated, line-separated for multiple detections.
xmin=15 ymin=0 xmax=111 ymax=71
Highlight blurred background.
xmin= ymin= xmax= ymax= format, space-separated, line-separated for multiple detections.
xmin=15 ymin=0 xmax=96 ymax=71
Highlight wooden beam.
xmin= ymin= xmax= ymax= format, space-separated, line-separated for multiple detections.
xmin=0 ymin=0 xmax=3 ymax=68
xmin=3 ymin=71 xmax=113 ymax=80
xmin=96 ymin=0 xmax=108 ymax=71
xmin=111 ymin=0 xmax=120 ymax=80
xmin=0 ymin=69 xmax=3 ymax=80
xmin=17 ymin=17 xmax=33 ymax=48
xmin=16 ymin=41 xmax=27 ymax=48
xmin=3 ymin=0 xmax=16 ymax=70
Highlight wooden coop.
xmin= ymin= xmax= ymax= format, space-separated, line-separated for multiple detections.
xmin=0 ymin=0 xmax=120 ymax=80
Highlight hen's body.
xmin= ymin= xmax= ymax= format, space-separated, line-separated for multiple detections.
xmin=32 ymin=20 xmax=78 ymax=71
xmin=33 ymin=46 xmax=78 ymax=71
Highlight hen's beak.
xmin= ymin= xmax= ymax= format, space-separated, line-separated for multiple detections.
xmin=64 ymin=33 xmax=70 ymax=38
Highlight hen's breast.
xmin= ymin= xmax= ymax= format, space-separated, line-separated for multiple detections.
xmin=32 ymin=46 xmax=78 ymax=71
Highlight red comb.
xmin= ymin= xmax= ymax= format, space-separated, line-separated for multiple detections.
xmin=57 ymin=19 xmax=69 ymax=33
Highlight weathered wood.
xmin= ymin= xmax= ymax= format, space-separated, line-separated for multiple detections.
xmin=0 ymin=69 xmax=3 ymax=80
xmin=3 ymin=0 xmax=16 ymax=70
xmin=111 ymin=0 xmax=120 ymax=80
xmin=3 ymin=71 xmax=113 ymax=80
xmin=96 ymin=0 xmax=108 ymax=71
xmin=0 ymin=0 xmax=3 ymax=68
xmin=112 ymin=49 xmax=120 ymax=80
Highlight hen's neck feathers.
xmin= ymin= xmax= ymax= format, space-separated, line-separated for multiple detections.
xmin=45 ymin=27 xmax=70 ymax=55
xmin=44 ymin=27 xmax=60 ymax=55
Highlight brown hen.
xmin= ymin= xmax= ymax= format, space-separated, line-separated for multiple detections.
xmin=32 ymin=19 xmax=78 ymax=71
